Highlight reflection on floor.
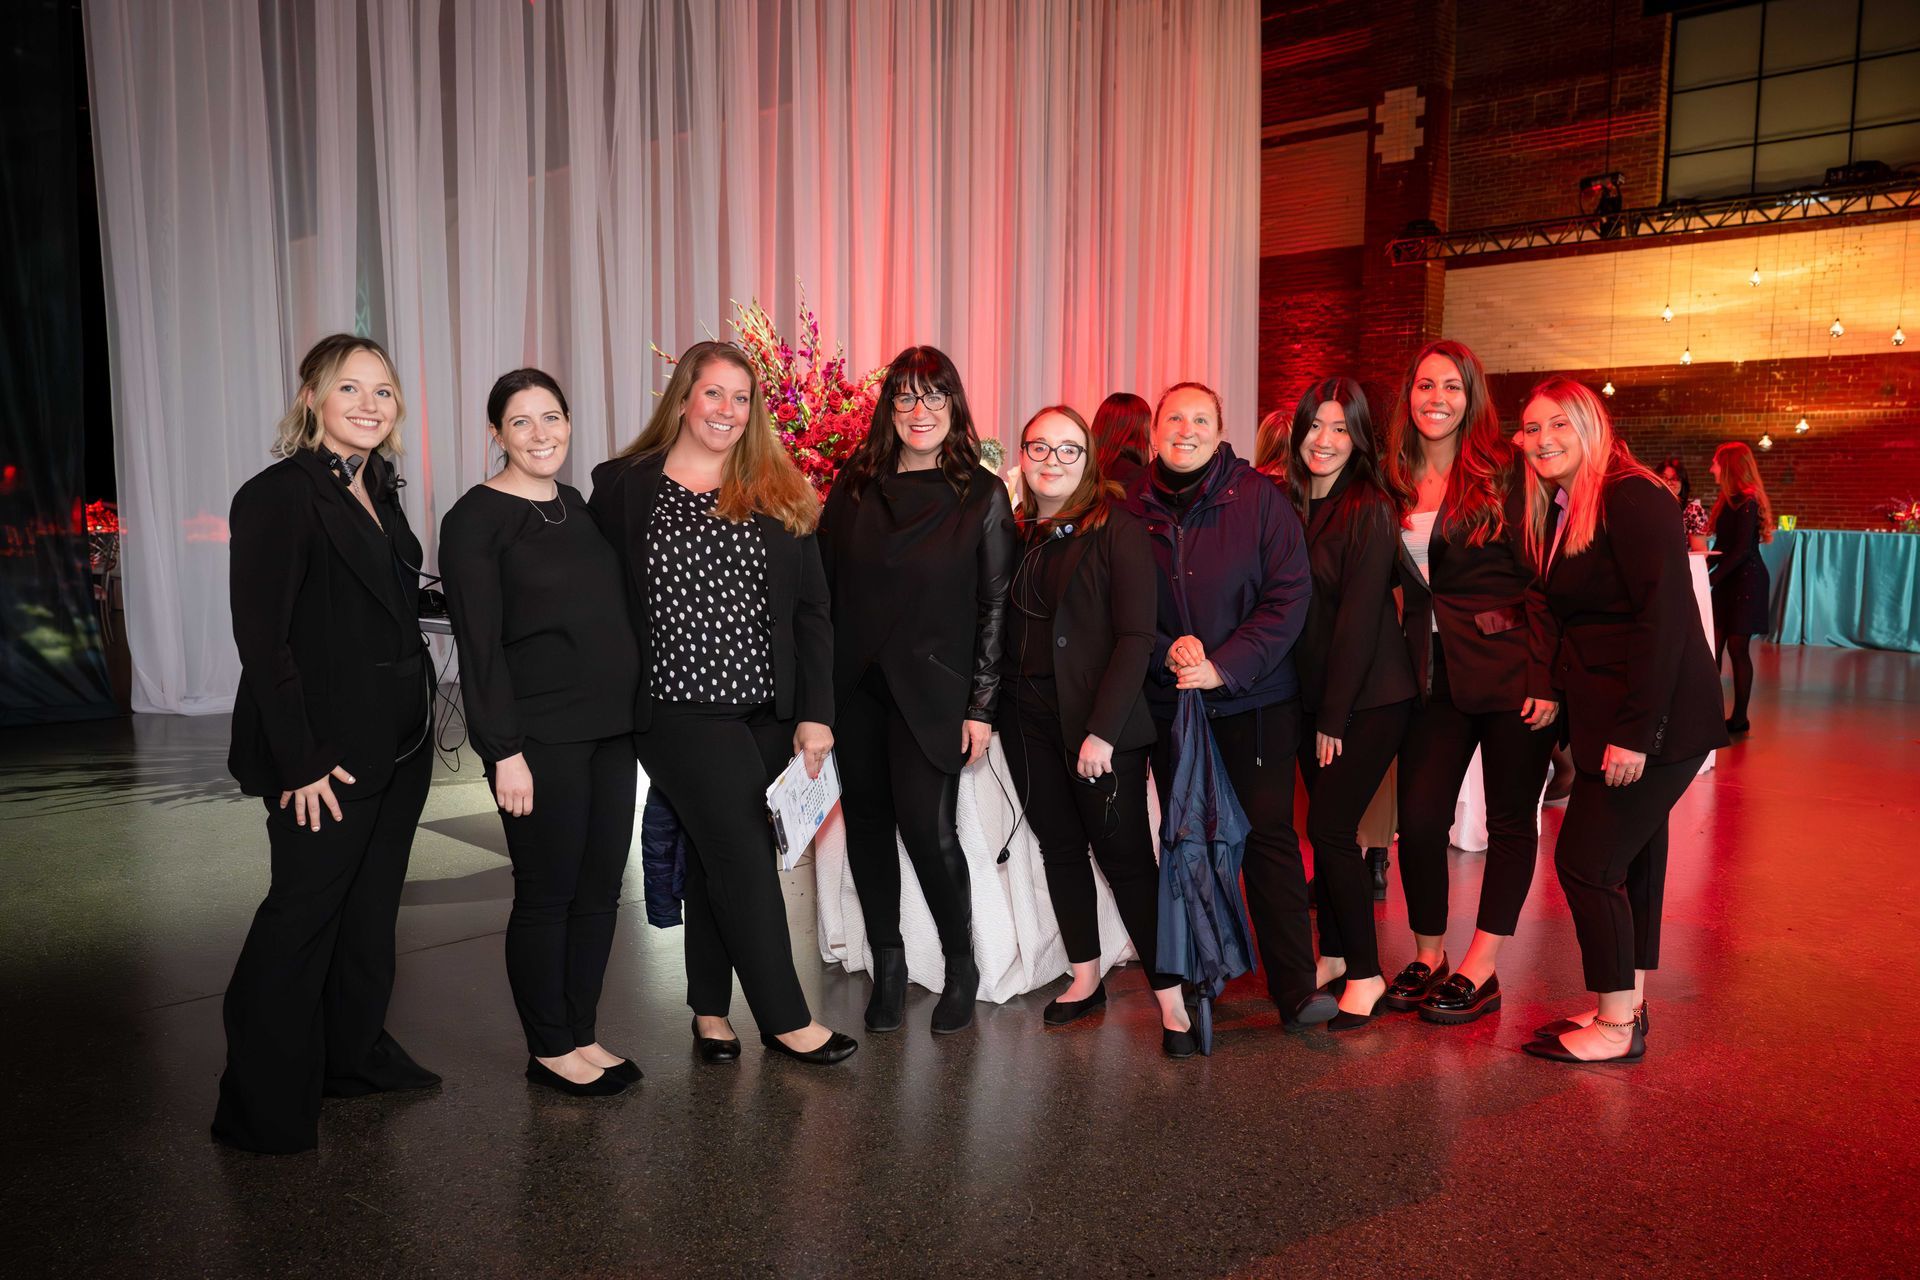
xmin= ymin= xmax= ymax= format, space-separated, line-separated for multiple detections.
xmin=1 ymin=644 xmax=1914 ymax=1276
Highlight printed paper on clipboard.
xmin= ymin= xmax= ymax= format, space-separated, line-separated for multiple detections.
xmin=765 ymin=751 xmax=841 ymax=872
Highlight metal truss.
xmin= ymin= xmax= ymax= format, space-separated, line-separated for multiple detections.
xmin=1386 ymin=177 xmax=1920 ymax=265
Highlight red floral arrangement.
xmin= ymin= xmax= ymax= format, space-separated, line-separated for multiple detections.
xmin=1883 ymin=496 xmax=1920 ymax=533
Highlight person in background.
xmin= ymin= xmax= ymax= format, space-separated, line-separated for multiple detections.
xmin=1254 ymin=408 xmax=1291 ymax=480
xmin=1091 ymin=391 xmax=1152 ymax=493
xmin=1708 ymin=442 xmax=1773 ymax=735
xmin=1658 ymin=455 xmax=1710 ymax=553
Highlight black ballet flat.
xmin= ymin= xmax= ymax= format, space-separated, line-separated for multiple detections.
xmin=1524 ymin=1022 xmax=1646 ymax=1065
xmin=1280 ymin=990 xmax=1339 ymax=1032
xmin=760 ymin=1030 xmax=859 ymax=1065
xmin=690 ymin=1018 xmax=741 ymax=1063
xmin=1534 ymin=1002 xmax=1649 ymax=1041
xmin=605 ymin=1057 xmax=645 ymax=1083
xmin=1162 ymin=1027 xmax=1199 ymax=1059
xmin=525 ymin=1056 xmax=630 ymax=1098
xmin=1043 ymin=982 xmax=1107 ymax=1028
xmin=1327 ymin=1008 xmax=1376 ymax=1032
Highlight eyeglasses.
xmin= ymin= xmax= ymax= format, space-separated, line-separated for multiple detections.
xmin=1022 ymin=440 xmax=1085 ymax=465
xmin=891 ymin=390 xmax=950 ymax=413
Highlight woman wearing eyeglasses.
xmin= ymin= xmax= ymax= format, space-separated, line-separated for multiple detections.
xmin=820 ymin=346 xmax=1016 ymax=1037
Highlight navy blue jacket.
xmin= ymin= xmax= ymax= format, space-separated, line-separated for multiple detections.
xmin=1125 ymin=444 xmax=1312 ymax=719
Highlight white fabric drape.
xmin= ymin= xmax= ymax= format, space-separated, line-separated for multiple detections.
xmin=86 ymin=0 xmax=1259 ymax=714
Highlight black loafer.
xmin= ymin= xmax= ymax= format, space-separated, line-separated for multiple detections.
xmin=691 ymin=1017 xmax=741 ymax=1063
xmin=1524 ymin=1023 xmax=1645 ymax=1064
xmin=1280 ymin=989 xmax=1339 ymax=1032
xmin=525 ymin=1057 xmax=629 ymax=1098
xmin=1162 ymin=1027 xmax=1199 ymax=1059
xmin=1534 ymin=1002 xmax=1649 ymax=1040
xmin=1043 ymin=982 xmax=1107 ymax=1027
xmin=1379 ymin=955 xmax=1450 ymax=1012
xmin=1418 ymin=972 xmax=1502 ymax=1024
xmin=760 ymin=1030 xmax=859 ymax=1065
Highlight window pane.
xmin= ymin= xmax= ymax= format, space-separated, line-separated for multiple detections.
xmin=1674 ymin=7 xmax=1763 ymax=88
xmin=1862 ymin=0 xmax=1920 ymax=54
xmin=1671 ymin=82 xmax=1760 ymax=153
xmin=1853 ymin=119 xmax=1920 ymax=167
xmin=1757 ymin=65 xmax=1855 ymax=141
xmin=1668 ymin=148 xmax=1756 ymax=198
xmin=1764 ymin=0 xmax=1862 ymax=72
xmin=1856 ymin=51 xmax=1920 ymax=126
xmin=1754 ymin=134 xmax=1851 ymax=188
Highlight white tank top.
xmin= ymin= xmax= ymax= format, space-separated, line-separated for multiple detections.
xmin=1403 ymin=510 xmax=1440 ymax=633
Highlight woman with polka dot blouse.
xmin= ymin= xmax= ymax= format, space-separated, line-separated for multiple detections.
xmin=590 ymin=341 xmax=855 ymax=1067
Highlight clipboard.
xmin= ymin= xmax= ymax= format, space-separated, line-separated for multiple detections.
xmin=765 ymin=751 xmax=841 ymax=871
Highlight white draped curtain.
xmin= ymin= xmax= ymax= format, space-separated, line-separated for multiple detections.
xmin=85 ymin=0 xmax=1259 ymax=715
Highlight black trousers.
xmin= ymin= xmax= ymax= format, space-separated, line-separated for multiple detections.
xmin=486 ymin=736 xmax=636 ymax=1058
xmin=837 ymin=668 xmax=973 ymax=958
xmin=1298 ymin=699 xmax=1412 ymax=982
xmin=1151 ymin=698 xmax=1315 ymax=1008
xmin=1554 ymin=754 xmax=1705 ymax=992
xmin=213 ymin=745 xmax=433 ymax=1154
xmin=1396 ymin=639 xmax=1555 ymax=939
xmin=635 ymin=702 xmax=811 ymax=1036
xmin=1000 ymin=685 xmax=1176 ymax=989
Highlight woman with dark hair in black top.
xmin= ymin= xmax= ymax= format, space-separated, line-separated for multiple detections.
xmin=1091 ymin=392 xmax=1151 ymax=492
xmin=820 ymin=345 xmax=1016 ymax=1037
xmin=441 ymin=369 xmax=642 ymax=1097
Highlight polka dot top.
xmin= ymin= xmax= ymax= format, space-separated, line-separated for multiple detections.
xmin=646 ymin=477 xmax=774 ymax=703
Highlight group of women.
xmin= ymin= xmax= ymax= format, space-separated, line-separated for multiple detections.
xmin=214 ymin=329 xmax=1733 ymax=1154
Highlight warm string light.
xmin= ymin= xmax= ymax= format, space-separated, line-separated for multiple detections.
xmin=1758 ymin=433 xmax=1774 ymax=451
xmin=1896 ymin=223 xmax=1912 ymax=347
xmin=1795 ymin=417 xmax=1811 ymax=434
xmin=1679 ymin=246 xmax=1695 ymax=365
xmin=1602 ymin=379 xmax=1616 ymax=396
xmin=1661 ymin=245 xmax=1674 ymax=322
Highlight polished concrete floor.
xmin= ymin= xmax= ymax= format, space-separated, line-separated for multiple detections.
xmin=1 ymin=644 xmax=1915 ymax=1277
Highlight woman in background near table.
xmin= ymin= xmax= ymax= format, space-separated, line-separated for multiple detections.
xmin=440 ymin=369 xmax=641 ymax=1097
xmin=1657 ymin=455 xmax=1711 ymax=553
xmin=821 ymin=345 xmax=1016 ymax=1037
xmin=1515 ymin=378 xmax=1727 ymax=1064
xmin=1380 ymin=339 xmax=1559 ymax=1026
xmin=590 ymin=340 xmax=854 ymax=1067
xmin=998 ymin=406 xmax=1194 ymax=1055
xmin=1707 ymin=442 xmax=1773 ymax=736
xmin=1283 ymin=377 xmax=1415 ymax=1029
xmin=1091 ymin=391 xmax=1152 ymax=493
xmin=216 ymin=334 xmax=440 ymax=1153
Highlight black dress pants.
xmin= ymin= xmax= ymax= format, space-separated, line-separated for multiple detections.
xmin=1396 ymin=639 xmax=1555 ymax=939
xmin=634 ymin=702 xmax=812 ymax=1036
xmin=1554 ymin=754 xmax=1705 ymax=992
xmin=1000 ymin=685 xmax=1176 ymax=989
xmin=213 ymin=745 xmax=433 ymax=1154
xmin=837 ymin=668 xmax=973 ymax=959
xmin=486 ymin=735 xmax=637 ymax=1058
xmin=1298 ymin=699 xmax=1412 ymax=982
xmin=1151 ymin=698 xmax=1315 ymax=1009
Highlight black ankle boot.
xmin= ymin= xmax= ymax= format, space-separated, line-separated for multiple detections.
xmin=1366 ymin=847 xmax=1389 ymax=901
xmin=865 ymin=945 xmax=907 ymax=1033
xmin=931 ymin=953 xmax=978 ymax=1034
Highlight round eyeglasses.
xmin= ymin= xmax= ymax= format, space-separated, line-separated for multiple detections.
xmin=891 ymin=390 xmax=950 ymax=413
xmin=1022 ymin=441 xmax=1085 ymax=465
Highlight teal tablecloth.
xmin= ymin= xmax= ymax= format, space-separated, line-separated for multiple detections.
xmin=1757 ymin=529 xmax=1920 ymax=653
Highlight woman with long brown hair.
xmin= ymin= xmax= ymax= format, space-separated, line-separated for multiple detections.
xmin=589 ymin=340 xmax=855 ymax=1066
xmin=1090 ymin=391 xmax=1152 ymax=491
xmin=1377 ymin=340 xmax=1559 ymax=1026
xmin=1708 ymin=441 xmax=1773 ymax=734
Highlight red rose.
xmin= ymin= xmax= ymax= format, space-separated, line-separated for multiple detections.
xmin=775 ymin=402 xmax=798 ymax=423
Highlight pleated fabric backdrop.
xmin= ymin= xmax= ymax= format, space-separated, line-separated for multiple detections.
xmin=84 ymin=0 xmax=1259 ymax=715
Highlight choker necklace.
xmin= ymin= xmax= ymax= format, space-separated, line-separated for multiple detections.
xmin=529 ymin=490 xmax=566 ymax=525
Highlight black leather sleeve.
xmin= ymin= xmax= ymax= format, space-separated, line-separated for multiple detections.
xmin=967 ymin=480 xmax=1017 ymax=722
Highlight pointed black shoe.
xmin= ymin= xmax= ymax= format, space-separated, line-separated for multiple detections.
xmin=1379 ymin=955 xmax=1450 ymax=1012
xmin=1418 ymin=971 xmax=1502 ymax=1024
xmin=1162 ymin=1027 xmax=1199 ymax=1059
xmin=1043 ymin=981 xmax=1107 ymax=1027
xmin=1280 ymin=989 xmax=1339 ymax=1032
xmin=691 ymin=1017 xmax=741 ymax=1063
xmin=1328 ymin=1008 xmax=1376 ymax=1032
xmin=931 ymin=954 xmax=979 ymax=1035
xmin=760 ymin=1029 xmax=859 ymax=1065
xmin=1524 ymin=1021 xmax=1646 ymax=1064
xmin=525 ymin=1057 xmax=629 ymax=1098
xmin=1534 ymin=1002 xmax=1649 ymax=1040
xmin=605 ymin=1056 xmax=645 ymax=1082
xmin=865 ymin=944 xmax=907 ymax=1033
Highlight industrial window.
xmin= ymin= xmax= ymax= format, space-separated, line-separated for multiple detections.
xmin=1666 ymin=0 xmax=1920 ymax=199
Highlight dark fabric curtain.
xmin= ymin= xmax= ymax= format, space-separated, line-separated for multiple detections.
xmin=0 ymin=0 xmax=117 ymax=725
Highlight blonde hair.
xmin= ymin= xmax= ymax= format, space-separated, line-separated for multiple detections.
xmin=1710 ymin=441 xmax=1774 ymax=544
xmin=617 ymin=341 xmax=819 ymax=535
xmin=272 ymin=333 xmax=406 ymax=459
xmin=1519 ymin=376 xmax=1661 ymax=566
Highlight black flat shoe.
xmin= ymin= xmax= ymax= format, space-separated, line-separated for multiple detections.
xmin=1162 ymin=1027 xmax=1199 ymax=1059
xmin=1418 ymin=972 xmax=1502 ymax=1024
xmin=865 ymin=945 xmax=907 ymax=1033
xmin=1379 ymin=955 xmax=1450 ymax=1012
xmin=931 ymin=955 xmax=979 ymax=1035
xmin=525 ymin=1057 xmax=629 ymax=1098
xmin=1280 ymin=989 xmax=1339 ymax=1032
xmin=1524 ymin=1022 xmax=1645 ymax=1064
xmin=1043 ymin=982 xmax=1107 ymax=1028
xmin=1726 ymin=717 xmax=1751 ymax=735
xmin=1328 ymin=1008 xmax=1376 ymax=1032
xmin=760 ymin=1030 xmax=859 ymax=1065
xmin=1534 ymin=1002 xmax=1649 ymax=1040
xmin=605 ymin=1057 xmax=644 ymax=1083
xmin=1318 ymin=973 xmax=1348 ymax=998
xmin=691 ymin=1017 xmax=741 ymax=1063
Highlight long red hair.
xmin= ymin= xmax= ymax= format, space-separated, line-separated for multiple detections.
xmin=1710 ymin=441 xmax=1774 ymax=544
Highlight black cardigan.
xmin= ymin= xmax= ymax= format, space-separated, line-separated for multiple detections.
xmin=588 ymin=454 xmax=834 ymax=733
xmin=1297 ymin=472 xmax=1417 ymax=731
xmin=1545 ymin=472 xmax=1729 ymax=772
xmin=227 ymin=448 xmax=428 ymax=797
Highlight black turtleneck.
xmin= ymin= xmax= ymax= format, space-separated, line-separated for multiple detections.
xmin=1151 ymin=456 xmax=1211 ymax=514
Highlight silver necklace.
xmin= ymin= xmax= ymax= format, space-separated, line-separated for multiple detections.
xmin=529 ymin=490 xmax=567 ymax=525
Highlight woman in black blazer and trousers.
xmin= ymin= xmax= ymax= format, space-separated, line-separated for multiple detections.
xmin=1516 ymin=378 xmax=1727 ymax=1064
xmin=820 ymin=345 xmax=1016 ymax=1037
xmin=1282 ymin=378 xmax=1417 ymax=1029
xmin=998 ymin=406 xmax=1194 ymax=1055
xmin=590 ymin=341 xmax=855 ymax=1067
xmin=216 ymin=334 xmax=440 ymax=1154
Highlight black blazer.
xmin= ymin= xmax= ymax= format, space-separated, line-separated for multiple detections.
xmin=1398 ymin=481 xmax=1558 ymax=713
xmin=1297 ymin=472 xmax=1417 ymax=732
xmin=227 ymin=448 xmax=428 ymax=797
xmin=588 ymin=453 xmax=834 ymax=733
xmin=1545 ymin=472 xmax=1729 ymax=772
xmin=999 ymin=509 xmax=1157 ymax=759
xmin=820 ymin=464 xmax=1015 ymax=772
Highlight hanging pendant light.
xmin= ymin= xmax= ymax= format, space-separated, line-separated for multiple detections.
xmin=1895 ymin=325 xmax=1907 ymax=347
xmin=1601 ymin=379 xmax=1616 ymax=396
xmin=1829 ymin=317 xmax=1845 ymax=338
xmin=1758 ymin=433 xmax=1774 ymax=451
xmin=1661 ymin=304 xmax=1674 ymax=323
xmin=1680 ymin=347 xmax=1692 ymax=366
xmin=1795 ymin=417 xmax=1810 ymax=434
xmin=1749 ymin=267 xmax=1762 ymax=287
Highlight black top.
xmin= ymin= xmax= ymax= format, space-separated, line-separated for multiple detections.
xmin=820 ymin=465 xmax=1015 ymax=773
xmin=1009 ymin=533 xmax=1067 ymax=678
xmin=227 ymin=448 xmax=429 ymax=797
xmin=1709 ymin=494 xmax=1771 ymax=637
xmin=588 ymin=453 xmax=835 ymax=734
xmin=645 ymin=477 xmax=775 ymax=703
xmin=439 ymin=482 xmax=638 ymax=763
xmin=1297 ymin=473 xmax=1417 ymax=730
